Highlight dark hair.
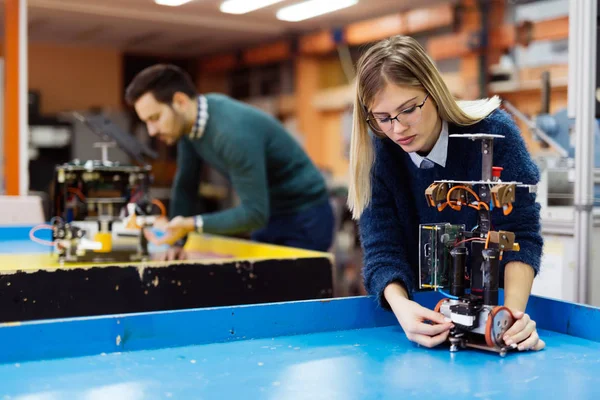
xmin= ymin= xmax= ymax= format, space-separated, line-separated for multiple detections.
xmin=125 ymin=64 xmax=197 ymax=106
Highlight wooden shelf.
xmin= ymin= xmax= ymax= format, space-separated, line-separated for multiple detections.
xmin=489 ymin=76 xmax=568 ymax=95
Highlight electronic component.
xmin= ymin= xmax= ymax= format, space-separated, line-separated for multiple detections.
xmin=29 ymin=113 xmax=164 ymax=264
xmin=419 ymin=133 xmax=537 ymax=356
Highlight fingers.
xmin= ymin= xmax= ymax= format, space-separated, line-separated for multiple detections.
xmin=168 ymin=247 xmax=188 ymax=261
xmin=533 ymin=338 xmax=546 ymax=351
xmin=166 ymin=248 xmax=179 ymax=261
xmin=153 ymin=216 xmax=169 ymax=231
xmin=515 ymin=329 xmax=543 ymax=351
xmin=421 ymin=307 xmax=452 ymax=325
xmin=504 ymin=314 xmax=534 ymax=346
xmin=407 ymin=330 xmax=450 ymax=348
xmin=414 ymin=321 xmax=454 ymax=336
xmin=151 ymin=248 xmax=186 ymax=262
xmin=503 ymin=312 xmax=530 ymax=341
xmin=143 ymin=229 xmax=163 ymax=246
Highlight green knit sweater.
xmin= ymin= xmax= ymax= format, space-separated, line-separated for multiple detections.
xmin=169 ymin=93 xmax=329 ymax=235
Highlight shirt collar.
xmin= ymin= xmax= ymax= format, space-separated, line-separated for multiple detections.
xmin=409 ymin=119 xmax=448 ymax=169
xmin=188 ymin=95 xmax=209 ymax=139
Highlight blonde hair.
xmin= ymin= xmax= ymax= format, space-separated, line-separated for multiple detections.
xmin=348 ymin=35 xmax=501 ymax=220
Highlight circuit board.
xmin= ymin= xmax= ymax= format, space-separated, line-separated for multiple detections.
xmin=418 ymin=223 xmax=465 ymax=290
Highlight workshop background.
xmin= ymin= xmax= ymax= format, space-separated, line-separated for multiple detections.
xmin=0 ymin=0 xmax=598 ymax=304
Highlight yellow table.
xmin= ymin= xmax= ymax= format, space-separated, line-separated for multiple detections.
xmin=0 ymin=228 xmax=334 ymax=323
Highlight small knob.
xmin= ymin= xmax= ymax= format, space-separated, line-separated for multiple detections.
xmin=492 ymin=166 xmax=503 ymax=179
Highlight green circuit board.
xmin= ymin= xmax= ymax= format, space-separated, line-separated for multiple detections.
xmin=418 ymin=223 xmax=465 ymax=290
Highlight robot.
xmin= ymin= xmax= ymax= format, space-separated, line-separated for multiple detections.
xmin=420 ymin=133 xmax=538 ymax=356
xmin=45 ymin=113 xmax=164 ymax=264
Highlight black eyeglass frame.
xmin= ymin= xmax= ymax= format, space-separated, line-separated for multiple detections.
xmin=365 ymin=93 xmax=429 ymax=132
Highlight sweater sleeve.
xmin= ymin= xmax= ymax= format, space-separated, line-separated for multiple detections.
xmin=358 ymin=145 xmax=417 ymax=309
xmin=486 ymin=110 xmax=544 ymax=275
xmin=170 ymin=138 xmax=202 ymax=218
xmin=199 ymin=132 xmax=269 ymax=235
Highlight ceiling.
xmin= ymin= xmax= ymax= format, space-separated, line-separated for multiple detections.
xmin=0 ymin=0 xmax=451 ymax=57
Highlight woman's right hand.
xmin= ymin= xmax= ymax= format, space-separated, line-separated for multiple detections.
xmin=384 ymin=283 xmax=454 ymax=348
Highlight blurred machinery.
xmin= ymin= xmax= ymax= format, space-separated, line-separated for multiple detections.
xmin=29 ymin=113 xmax=164 ymax=263
xmin=501 ymin=68 xmax=600 ymax=306
xmin=502 ymin=79 xmax=600 ymax=215
xmin=420 ymin=133 xmax=536 ymax=356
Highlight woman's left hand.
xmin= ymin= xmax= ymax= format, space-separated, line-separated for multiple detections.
xmin=503 ymin=309 xmax=546 ymax=351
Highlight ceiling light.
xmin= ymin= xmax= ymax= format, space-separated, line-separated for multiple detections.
xmin=154 ymin=0 xmax=193 ymax=6
xmin=276 ymin=0 xmax=358 ymax=22
xmin=220 ymin=0 xmax=287 ymax=14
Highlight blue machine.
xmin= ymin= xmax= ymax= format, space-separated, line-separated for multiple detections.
xmin=536 ymin=108 xmax=600 ymax=165
xmin=535 ymin=108 xmax=600 ymax=206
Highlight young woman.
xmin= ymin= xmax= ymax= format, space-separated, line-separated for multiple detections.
xmin=348 ymin=35 xmax=545 ymax=351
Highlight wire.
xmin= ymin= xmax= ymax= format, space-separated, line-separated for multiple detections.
xmin=67 ymin=187 xmax=86 ymax=202
xmin=152 ymin=199 xmax=167 ymax=217
xmin=29 ymin=224 xmax=56 ymax=246
xmin=447 ymin=185 xmax=481 ymax=203
xmin=438 ymin=289 xmax=459 ymax=300
xmin=454 ymin=237 xmax=486 ymax=247
xmin=49 ymin=216 xmax=64 ymax=225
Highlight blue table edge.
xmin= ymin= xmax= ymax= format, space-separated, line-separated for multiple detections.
xmin=0 ymin=291 xmax=598 ymax=365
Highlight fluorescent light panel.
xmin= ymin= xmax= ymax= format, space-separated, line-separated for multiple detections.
xmin=276 ymin=0 xmax=358 ymax=22
xmin=155 ymin=0 xmax=193 ymax=6
xmin=220 ymin=0 xmax=287 ymax=14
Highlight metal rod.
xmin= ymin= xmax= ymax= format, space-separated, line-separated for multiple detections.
xmin=541 ymin=70 xmax=550 ymax=115
xmin=573 ymin=0 xmax=597 ymax=305
xmin=568 ymin=0 xmax=578 ymax=119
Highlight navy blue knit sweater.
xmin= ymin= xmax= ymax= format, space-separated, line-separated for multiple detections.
xmin=358 ymin=109 xmax=543 ymax=309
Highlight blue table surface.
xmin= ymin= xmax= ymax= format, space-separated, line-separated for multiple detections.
xmin=2 ymin=325 xmax=599 ymax=400
xmin=1 ymin=292 xmax=600 ymax=399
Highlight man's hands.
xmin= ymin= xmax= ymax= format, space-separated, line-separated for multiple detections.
xmin=144 ymin=216 xmax=195 ymax=246
xmin=384 ymin=283 xmax=454 ymax=348
xmin=503 ymin=308 xmax=545 ymax=351
xmin=151 ymin=246 xmax=188 ymax=261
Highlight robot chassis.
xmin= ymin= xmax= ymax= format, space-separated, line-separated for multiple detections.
xmin=49 ymin=113 xmax=162 ymax=264
xmin=51 ymin=159 xmax=161 ymax=264
xmin=420 ymin=133 xmax=537 ymax=356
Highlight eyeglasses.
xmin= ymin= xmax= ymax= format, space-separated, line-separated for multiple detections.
xmin=366 ymin=93 xmax=429 ymax=133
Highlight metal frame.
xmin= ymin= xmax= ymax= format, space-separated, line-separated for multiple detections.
xmin=570 ymin=0 xmax=597 ymax=304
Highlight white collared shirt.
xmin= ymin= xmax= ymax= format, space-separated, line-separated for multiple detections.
xmin=188 ymin=95 xmax=209 ymax=139
xmin=409 ymin=120 xmax=448 ymax=169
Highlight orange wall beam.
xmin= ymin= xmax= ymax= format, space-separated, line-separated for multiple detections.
xmin=243 ymin=41 xmax=290 ymax=66
xmin=4 ymin=0 xmax=27 ymax=196
xmin=295 ymin=57 xmax=324 ymax=168
xmin=428 ymin=15 xmax=569 ymax=61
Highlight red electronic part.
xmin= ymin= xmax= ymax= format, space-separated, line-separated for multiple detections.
xmin=492 ymin=166 xmax=503 ymax=180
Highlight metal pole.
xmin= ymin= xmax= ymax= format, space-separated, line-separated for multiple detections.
xmin=568 ymin=0 xmax=579 ymax=119
xmin=573 ymin=0 xmax=597 ymax=305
